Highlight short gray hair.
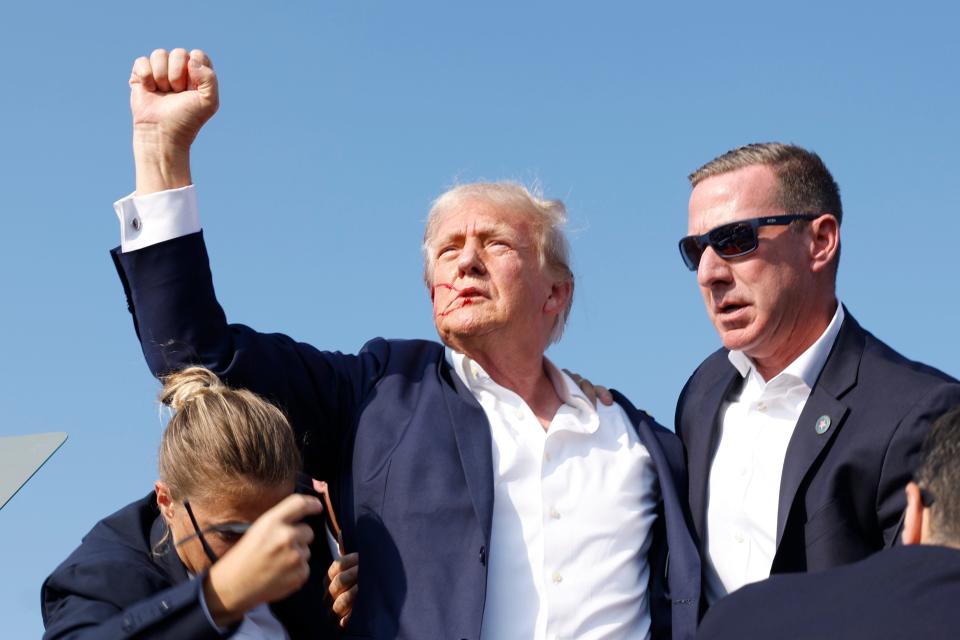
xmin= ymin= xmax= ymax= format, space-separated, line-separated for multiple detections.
xmin=423 ymin=182 xmax=574 ymax=344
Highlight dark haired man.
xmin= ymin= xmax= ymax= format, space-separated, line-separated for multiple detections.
xmin=675 ymin=143 xmax=960 ymax=605
xmin=695 ymin=405 xmax=960 ymax=639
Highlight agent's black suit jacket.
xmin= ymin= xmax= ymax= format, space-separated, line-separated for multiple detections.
xmin=675 ymin=309 xmax=960 ymax=578
xmin=695 ymin=544 xmax=960 ymax=639
xmin=111 ymin=232 xmax=701 ymax=640
xmin=41 ymin=492 xmax=335 ymax=640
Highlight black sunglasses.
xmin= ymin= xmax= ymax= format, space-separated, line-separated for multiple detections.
xmin=678 ymin=214 xmax=819 ymax=271
xmin=176 ymin=500 xmax=252 ymax=564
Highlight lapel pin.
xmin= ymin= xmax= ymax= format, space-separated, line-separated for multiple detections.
xmin=815 ymin=415 xmax=832 ymax=435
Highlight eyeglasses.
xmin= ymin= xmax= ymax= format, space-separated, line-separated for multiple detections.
xmin=920 ymin=487 xmax=936 ymax=508
xmin=176 ymin=500 xmax=252 ymax=564
xmin=678 ymin=214 xmax=819 ymax=271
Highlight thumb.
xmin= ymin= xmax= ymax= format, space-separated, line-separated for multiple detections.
xmin=187 ymin=55 xmax=219 ymax=107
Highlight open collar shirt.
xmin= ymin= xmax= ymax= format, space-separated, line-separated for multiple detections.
xmin=704 ymin=303 xmax=845 ymax=602
xmin=447 ymin=349 xmax=659 ymax=640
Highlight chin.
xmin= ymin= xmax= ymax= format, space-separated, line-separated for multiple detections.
xmin=717 ymin=325 xmax=762 ymax=354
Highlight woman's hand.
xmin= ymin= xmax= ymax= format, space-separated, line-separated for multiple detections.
xmin=203 ymin=493 xmax=324 ymax=626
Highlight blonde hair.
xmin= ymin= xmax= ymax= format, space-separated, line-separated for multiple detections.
xmin=422 ymin=181 xmax=575 ymax=344
xmin=158 ymin=367 xmax=302 ymax=501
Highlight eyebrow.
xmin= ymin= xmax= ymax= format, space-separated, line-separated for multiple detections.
xmin=433 ymin=222 xmax=522 ymax=248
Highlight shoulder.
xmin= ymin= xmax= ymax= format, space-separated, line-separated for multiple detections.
xmin=609 ymin=390 xmax=675 ymax=441
xmin=839 ymin=317 xmax=960 ymax=415
xmin=359 ymin=337 xmax=445 ymax=363
xmin=698 ymin=546 xmax=960 ymax=639
xmin=357 ymin=338 xmax=448 ymax=383
xmin=43 ymin=495 xmax=174 ymax=609
xmin=610 ymin=389 xmax=685 ymax=475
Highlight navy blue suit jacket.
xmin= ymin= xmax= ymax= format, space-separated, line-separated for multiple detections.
xmin=695 ymin=544 xmax=960 ymax=639
xmin=112 ymin=231 xmax=701 ymax=639
xmin=675 ymin=309 xmax=960 ymax=580
xmin=41 ymin=493 xmax=335 ymax=640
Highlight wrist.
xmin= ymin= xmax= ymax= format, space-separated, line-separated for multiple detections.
xmin=132 ymin=125 xmax=193 ymax=195
xmin=203 ymin=565 xmax=248 ymax=627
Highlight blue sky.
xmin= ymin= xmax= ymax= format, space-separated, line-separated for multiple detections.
xmin=2 ymin=1 xmax=959 ymax=635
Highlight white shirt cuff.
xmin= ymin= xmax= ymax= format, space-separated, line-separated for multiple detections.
xmin=196 ymin=578 xmax=233 ymax=635
xmin=113 ymin=185 xmax=201 ymax=253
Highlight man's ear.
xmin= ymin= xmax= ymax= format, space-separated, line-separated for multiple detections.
xmin=809 ymin=214 xmax=840 ymax=274
xmin=544 ymin=279 xmax=573 ymax=315
xmin=902 ymin=481 xmax=924 ymax=546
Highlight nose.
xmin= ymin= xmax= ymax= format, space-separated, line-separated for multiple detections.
xmin=457 ymin=240 xmax=487 ymax=277
xmin=696 ymin=246 xmax=733 ymax=289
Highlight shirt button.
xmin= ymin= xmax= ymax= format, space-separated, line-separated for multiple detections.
xmin=544 ymin=451 xmax=552 ymax=462
xmin=131 ymin=217 xmax=142 ymax=231
xmin=739 ymin=467 xmax=748 ymax=477
xmin=549 ymin=508 xmax=561 ymax=520
xmin=734 ymin=532 xmax=745 ymax=544
xmin=515 ymin=408 xmax=525 ymax=420
xmin=756 ymin=401 xmax=767 ymax=412
xmin=551 ymin=571 xmax=563 ymax=584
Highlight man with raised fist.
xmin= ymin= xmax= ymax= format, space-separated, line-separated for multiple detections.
xmin=111 ymin=49 xmax=700 ymax=640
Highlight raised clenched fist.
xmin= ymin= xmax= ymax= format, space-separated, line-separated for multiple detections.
xmin=130 ymin=48 xmax=219 ymax=151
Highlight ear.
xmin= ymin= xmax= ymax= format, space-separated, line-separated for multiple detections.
xmin=902 ymin=482 xmax=924 ymax=546
xmin=543 ymin=279 xmax=573 ymax=315
xmin=155 ymin=480 xmax=176 ymax=520
xmin=808 ymin=214 xmax=840 ymax=273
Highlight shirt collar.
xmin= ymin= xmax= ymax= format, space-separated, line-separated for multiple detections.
xmin=444 ymin=347 xmax=598 ymax=429
xmin=727 ymin=302 xmax=845 ymax=388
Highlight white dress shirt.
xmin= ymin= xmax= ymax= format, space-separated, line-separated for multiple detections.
xmin=447 ymin=350 xmax=659 ymax=640
xmin=704 ymin=304 xmax=845 ymax=602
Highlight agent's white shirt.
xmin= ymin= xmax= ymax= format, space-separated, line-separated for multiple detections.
xmin=704 ymin=303 xmax=844 ymax=602
xmin=447 ymin=349 xmax=659 ymax=640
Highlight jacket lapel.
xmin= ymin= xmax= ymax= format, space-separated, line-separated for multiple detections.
xmin=437 ymin=359 xmax=495 ymax=545
xmin=775 ymin=311 xmax=863 ymax=547
xmin=687 ymin=366 xmax=741 ymax=543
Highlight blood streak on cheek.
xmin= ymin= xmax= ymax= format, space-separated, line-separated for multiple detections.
xmin=432 ymin=283 xmax=468 ymax=318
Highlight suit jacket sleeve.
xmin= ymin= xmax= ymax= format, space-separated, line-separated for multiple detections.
xmin=42 ymin=563 xmax=229 ymax=640
xmin=877 ymin=380 xmax=960 ymax=547
xmin=112 ymin=231 xmax=391 ymax=473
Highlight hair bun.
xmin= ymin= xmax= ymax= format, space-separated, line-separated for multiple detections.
xmin=160 ymin=367 xmax=224 ymax=411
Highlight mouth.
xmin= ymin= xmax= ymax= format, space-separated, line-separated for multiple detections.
xmin=434 ymin=283 xmax=487 ymax=318
xmin=456 ymin=287 xmax=485 ymax=299
xmin=715 ymin=301 xmax=749 ymax=318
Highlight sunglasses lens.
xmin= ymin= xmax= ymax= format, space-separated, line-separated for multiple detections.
xmin=679 ymin=236 xmax=704 ymax=270
xmin=711 ymin=222 xmax=757 ymax=257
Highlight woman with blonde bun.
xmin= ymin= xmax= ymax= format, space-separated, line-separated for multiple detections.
xmin=41 ymin=367 xmax=338 ymax=639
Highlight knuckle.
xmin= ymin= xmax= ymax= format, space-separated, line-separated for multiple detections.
xmin=150 ymin=48 xmax=168 ymax=59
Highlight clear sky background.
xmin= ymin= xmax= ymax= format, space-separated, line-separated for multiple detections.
xmin=2 ymin=1 xmax=959 ymax=635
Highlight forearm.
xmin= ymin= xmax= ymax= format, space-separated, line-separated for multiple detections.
xmin=133 ymin=128 xmax=192 ymax=196
xmin=42 ymin=579 xmax=226 ymax=640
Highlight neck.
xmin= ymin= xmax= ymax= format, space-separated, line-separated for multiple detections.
xmin=753 ymin=296 xmax=838 ymax=381
xmin=451 ymin=334 xmax=562 ymax=430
